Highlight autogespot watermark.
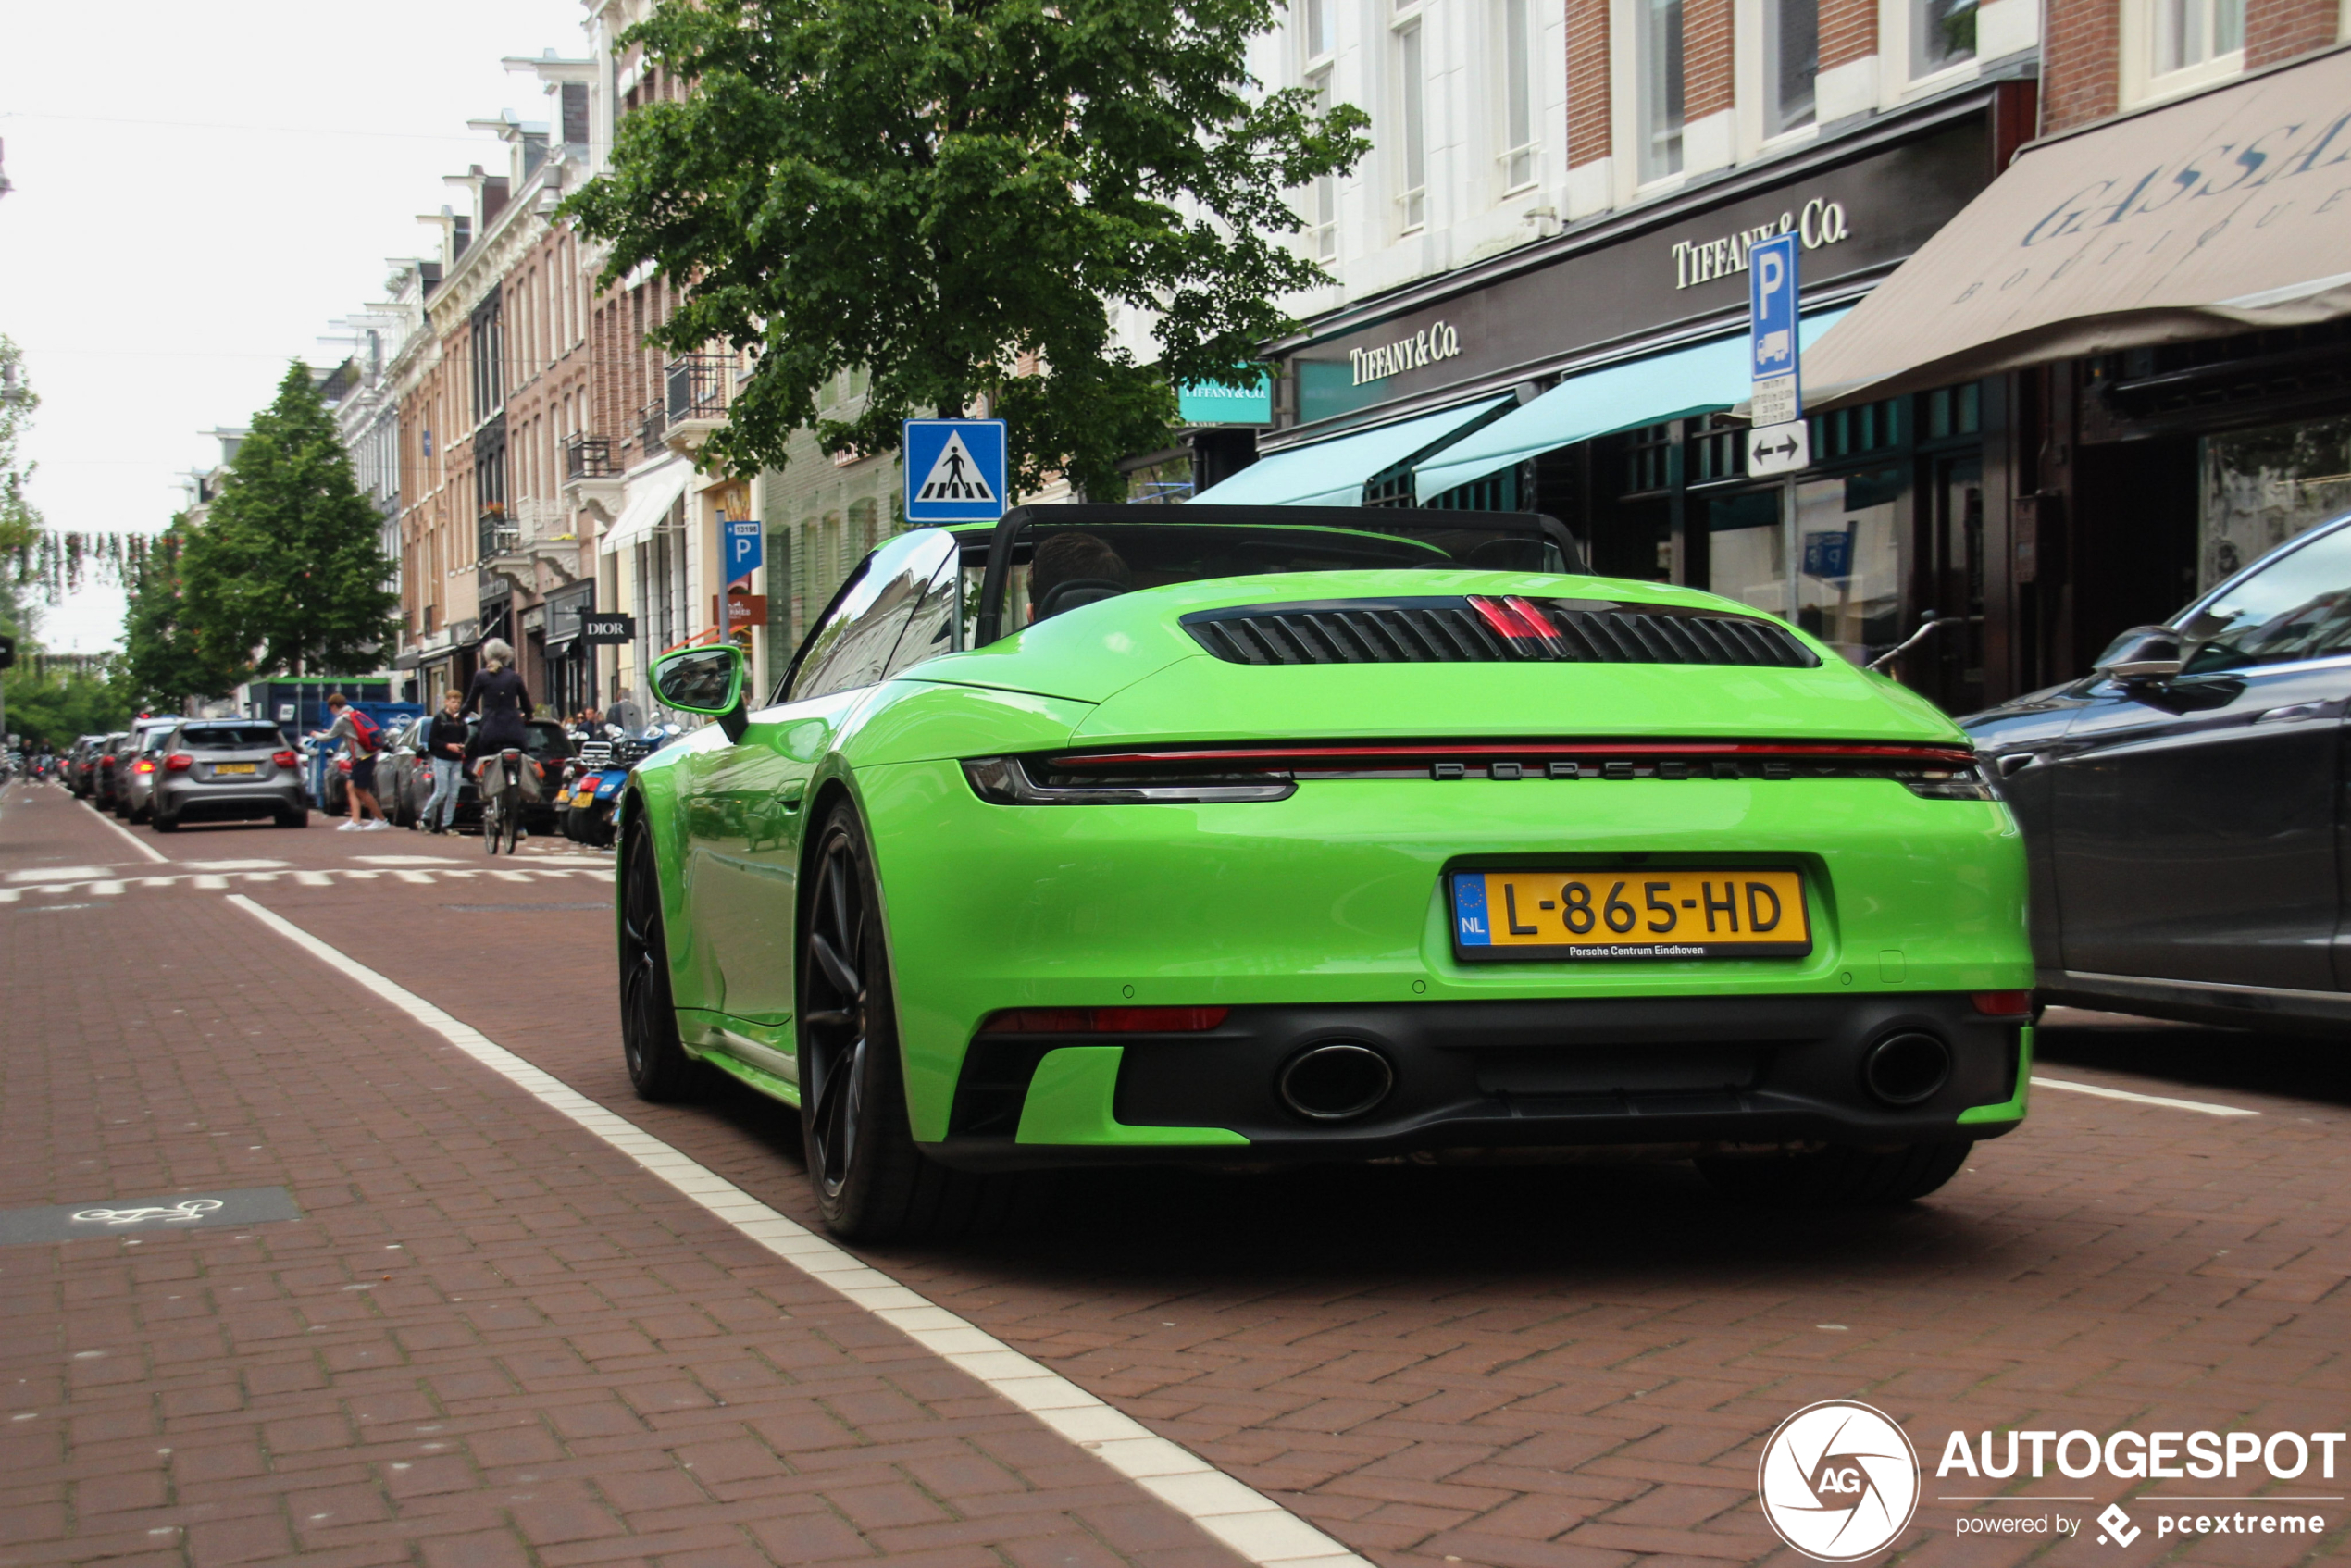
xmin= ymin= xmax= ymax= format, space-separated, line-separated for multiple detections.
xmin=1756 ymin=1405 xmax=2345 ymax=1561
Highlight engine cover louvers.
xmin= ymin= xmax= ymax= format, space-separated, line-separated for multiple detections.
xmin=1181 ymin=596 xmax=1820 ymax=670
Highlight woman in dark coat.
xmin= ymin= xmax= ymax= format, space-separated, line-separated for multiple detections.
xmin=460 ymin=639 xmax=532 ymax=764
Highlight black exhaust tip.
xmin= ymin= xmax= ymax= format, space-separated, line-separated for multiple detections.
xmin=1276 ymin=1042 xmax=1395 ymax=1122
xmin=1862 ymin=1030 xmax=1952 ymax=1106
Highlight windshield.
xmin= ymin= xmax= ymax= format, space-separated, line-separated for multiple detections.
xmin=964 ymin=513 xmax=1574 ymax=645
xmin=181 ymin=726 xmax=285 ymax=751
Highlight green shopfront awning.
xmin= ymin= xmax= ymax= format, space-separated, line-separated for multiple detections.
xmin=1191 ymin=395 xmax=1512 ymax=508
xmin=1412 ymin=310 xmax=1849 ymax=503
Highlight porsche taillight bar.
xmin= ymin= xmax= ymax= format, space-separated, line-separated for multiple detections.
xmin=1049 ymin=741 xmax=1979 ymax=769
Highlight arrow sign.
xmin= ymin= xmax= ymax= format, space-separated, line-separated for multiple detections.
xmin=1746 ymin=419 xmax=1810 ymax=478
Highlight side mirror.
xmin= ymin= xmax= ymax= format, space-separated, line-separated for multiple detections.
xmin=651 ymin=644 xmax=748 ymax=741
xmin=2093 ymin=625 xmax=2183 ymax=682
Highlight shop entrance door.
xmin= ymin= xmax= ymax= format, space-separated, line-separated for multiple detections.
xmin=1920 ymin=455 xmax=1985 ymax=715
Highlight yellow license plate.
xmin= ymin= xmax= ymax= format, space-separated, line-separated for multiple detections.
xmin=214 ymin=763 xmax=257 ymax=776
xmin=1451 ymin=868 xmax=1810 ymax=960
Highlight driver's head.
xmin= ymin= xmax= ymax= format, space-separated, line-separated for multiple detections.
xmin=1028 ymin=531 xmax=1132 ymax=622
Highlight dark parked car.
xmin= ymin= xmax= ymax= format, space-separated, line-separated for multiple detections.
xmin=152 ymin=720 xmax=308 ymax=831
xmin=1963 ymin=510 xmax=2351 ymax=1032
xmin=384 ymin=717 xmax=573 ymax=835
xmin=65 ymin=734 xmax=108 ymax=798
xmin=89 ymin=730 xmax=129 ymax=811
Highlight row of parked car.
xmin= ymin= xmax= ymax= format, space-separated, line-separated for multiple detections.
xmin=62 ymin=716 xmax=310 ymax=830
xmin=62 ymin=710 xmax=596 ymax=840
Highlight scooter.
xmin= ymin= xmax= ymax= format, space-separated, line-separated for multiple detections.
xmin=566 ymin=723 xmax=684 ymax=849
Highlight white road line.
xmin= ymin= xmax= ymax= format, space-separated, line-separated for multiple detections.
xmin=227 ymin=893 xmax=1367 ymax=1568
xmin=2032 ymin=1076 xmax=2261 ymax=1117
xmin=86 ymin=808 xmax=172 ymax=865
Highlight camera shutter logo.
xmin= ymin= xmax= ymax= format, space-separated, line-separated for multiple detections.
xmin=1758 ymin=1400 xmax=1921 ymax=1561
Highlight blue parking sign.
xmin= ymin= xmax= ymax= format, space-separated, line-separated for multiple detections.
xmin=724 ymin=517 xmax=763 ymax=583
xmin=1749 ymin=232 xmax=1800 ymax=381
xmin=904 ymin=419 xmax=1008 ymax=523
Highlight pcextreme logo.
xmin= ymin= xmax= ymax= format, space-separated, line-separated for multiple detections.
xmin=1758 ymin=1400 xmax=1922 ymax=1562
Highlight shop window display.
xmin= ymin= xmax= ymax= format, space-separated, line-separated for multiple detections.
xmin=1794 ymin=467 xmax=1906 ymax=661
xmin=1706 ymin=491 xmax=1789 ymax=621
xmin=2199 ymin=415 xmax=2351 ymax=592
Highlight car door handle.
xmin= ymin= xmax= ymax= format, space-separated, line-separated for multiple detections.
xmin=2255 ymin=703 xmax=2325 ymax=724
xmin=1996 ymin=753 xmax=2036 ymax=777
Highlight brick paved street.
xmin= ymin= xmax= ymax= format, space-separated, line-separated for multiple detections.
xmin=6 ymin=780 xmax=2351 ymax=1568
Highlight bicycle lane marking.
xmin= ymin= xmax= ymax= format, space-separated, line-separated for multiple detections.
xmin=224 ymin=893 xmax=1367 ymax=1568
xmin=87 ymin=803 xmax=173 ymax=864
xmin=2032 ymin=1076 xmax=2261 ymax=1117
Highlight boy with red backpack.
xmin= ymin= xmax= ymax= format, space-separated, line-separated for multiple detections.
xmin=317 ymin=692 xmax=389 ymax=832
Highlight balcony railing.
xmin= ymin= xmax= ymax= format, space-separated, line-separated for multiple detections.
xmin=563 ymin=433 xmax=616 ymax=481
xmin=639 ymin=397 xmax=667 ymax=455
xmin=479 ymin=499 xmax=579 ymax=562
xmin=478 ymin=505 xmax=516 ymax=563
xmin=665 ymin=354 xmax=734 ymax=425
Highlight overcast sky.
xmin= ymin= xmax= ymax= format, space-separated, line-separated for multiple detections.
xmin=2 ymin=0 xmax=590 ymax=653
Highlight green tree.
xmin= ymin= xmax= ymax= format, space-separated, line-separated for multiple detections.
xmin=2 ymin=664 xmax=129 ymax=749
xmin=0 ymin=336 xmax=44 ymax=659
xmin=182 ymin=363 xmax=395 ymax=677
xmin=561 ymin=0 xmax=1368 ymax=500
xmin=118 ymin=521 xmax=246 ymax=710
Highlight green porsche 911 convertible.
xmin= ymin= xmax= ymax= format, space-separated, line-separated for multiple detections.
xmin=624 ymin=504 xmax=2033 ymax=1238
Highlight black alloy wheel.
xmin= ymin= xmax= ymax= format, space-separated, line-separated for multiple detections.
xmin=797 ymin=804 xmax=991 ymax=1241
xmin=619 ymin=826 xmax=698 ymax=1101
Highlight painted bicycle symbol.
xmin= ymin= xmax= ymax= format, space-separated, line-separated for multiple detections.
xmin=70 ymin=1200 xmax=225 ymax=1227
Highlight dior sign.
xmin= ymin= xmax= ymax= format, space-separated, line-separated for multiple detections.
xmin=1350 ymin=319 xmax=1462 ymax=386
xmin=1671 ymin=198 xmax=1853 ymax=288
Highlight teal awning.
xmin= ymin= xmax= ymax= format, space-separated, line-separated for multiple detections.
xmin=1412 ymin=310 xmax=1851 ymax=503
xmin=1191 ymin=395 xmax=1513 ymax=508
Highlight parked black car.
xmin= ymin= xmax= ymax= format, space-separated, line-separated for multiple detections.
xmin=65 ymin=734 xmax=108 ymax=798
xmin=1963 ymin=510 xmax=2351 ymax=1032
xmin=381 ymin=717 xmax=573 ymax=835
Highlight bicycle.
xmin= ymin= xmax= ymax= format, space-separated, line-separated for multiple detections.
xmin=479 ymin=747 xmax=527 ymax=856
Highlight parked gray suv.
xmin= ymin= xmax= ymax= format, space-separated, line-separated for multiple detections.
xmin=152 ymin=720 xmax=308 ymax=831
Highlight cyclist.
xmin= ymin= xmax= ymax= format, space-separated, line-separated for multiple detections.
xmin=461 ymin=639 xmax=535 ymax=840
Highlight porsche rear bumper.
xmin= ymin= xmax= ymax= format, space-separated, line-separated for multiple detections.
xmin=922 ymin=993 xmax=2030 ymax=1171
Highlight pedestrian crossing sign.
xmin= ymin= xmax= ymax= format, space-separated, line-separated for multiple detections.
xmin=903 ymin=419 xmax=1008 ymax=523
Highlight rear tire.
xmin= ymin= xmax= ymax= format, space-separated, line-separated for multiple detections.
xmin=798 ymin=803 xmax=994 ymax=1242
xmin=1698 ymin=1142 xmax=1972 ymax=1207
xmin=619 ymin=826 xmax=701 ymax=1101
xmin=155 ymin=811 xmax=180 ymax=833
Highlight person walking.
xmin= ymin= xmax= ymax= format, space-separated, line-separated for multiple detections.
xmin=420 ymin=689 xmax=468 ymax=834
xmin=461 ymin=640 xmax=535 ymax=838
xmin=320 ymin=692 xmax=389 ymax=832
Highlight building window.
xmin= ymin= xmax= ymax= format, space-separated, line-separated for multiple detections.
xmin=1304 ymin=0 xmax=1337 ymax=60
xmin=1766 ymin=0 xmax=1818 ymax=134
xmin=1394 ymin=6 xmax=1428 ymax=231
xmin=1911 ymin=0 xmax=1977 ymax=78
xmin=2155 ymin=0 xmax=2244 ymax=73
xmin=1638 ymin=0 xmax=1685 ymax=182
xmin=1310 ymin=68 xmax=1340 ymax=259
xmin=1500 ymin=0 xmax=1537 ymax=192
